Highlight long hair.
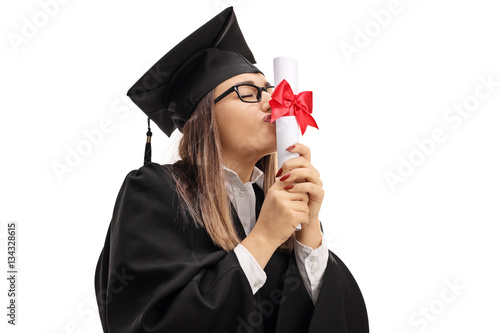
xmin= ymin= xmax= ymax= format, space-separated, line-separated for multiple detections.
xmin=164 ymin=89 xmax=294 ymax=253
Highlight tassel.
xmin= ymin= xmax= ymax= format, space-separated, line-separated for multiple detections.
xmin=144 ymin=117 xmax=152 ymax=165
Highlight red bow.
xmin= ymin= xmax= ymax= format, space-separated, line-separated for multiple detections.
xmin=269 ymin=79 xmax=318 ymax=135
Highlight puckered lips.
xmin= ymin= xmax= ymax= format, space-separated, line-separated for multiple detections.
xmin=263 ymin=113 xmax=275 ymax=124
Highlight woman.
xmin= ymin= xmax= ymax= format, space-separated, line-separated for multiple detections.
xmin=94 ymin=7 xmax=369 ymax=333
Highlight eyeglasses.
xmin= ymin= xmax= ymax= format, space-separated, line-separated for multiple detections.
xmin=214 ymin=84 xmax=274 ymax=104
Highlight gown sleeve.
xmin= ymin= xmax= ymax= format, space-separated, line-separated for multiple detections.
xmin=308 ymin=250 xmax=370 ymax=333
xmin=94 ymin=163 xmax=257 ymax=333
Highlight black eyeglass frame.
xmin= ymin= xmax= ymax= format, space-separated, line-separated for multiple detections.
xmin=214 ymin=84 xmax=275 ymax=104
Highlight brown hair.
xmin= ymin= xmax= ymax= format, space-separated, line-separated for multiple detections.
xmin=164 ymin=89 xmax=294 ymax=253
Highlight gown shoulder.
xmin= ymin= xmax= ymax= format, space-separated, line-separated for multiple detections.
xmin=95 ymin=162 xmax=255 ymax=333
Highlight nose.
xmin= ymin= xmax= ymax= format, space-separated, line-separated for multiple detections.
xmin=260 ymin=90 xmax=272 ymax=112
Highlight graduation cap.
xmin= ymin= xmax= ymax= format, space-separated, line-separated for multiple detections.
xmin=126 ymin=7 xmax=263 ymax=164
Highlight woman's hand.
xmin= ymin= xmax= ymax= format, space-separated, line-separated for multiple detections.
xmin=242 ymin=164 xmax=311 ymax=268
xmin=276 ymin=143 xmax=324 ymax=249
xmin=250 ymin=174 xmax=311 ymax=249
xmin=241 ymin=142 xmax=324 ymax=268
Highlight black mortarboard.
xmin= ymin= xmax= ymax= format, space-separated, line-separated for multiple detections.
xmin=126 ymin=7 xmax=263 ymax=164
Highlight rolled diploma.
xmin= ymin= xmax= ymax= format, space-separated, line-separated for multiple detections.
xmin=273 ymin=56 xmax=302 ymax=230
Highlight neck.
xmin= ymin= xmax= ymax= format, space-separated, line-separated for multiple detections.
xmin=223 ymin=154 xmax=261 ymax=184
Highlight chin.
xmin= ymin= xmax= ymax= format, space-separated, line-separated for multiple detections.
xmin=263 ymin=143 xmax=278 ymax=156
xmin=255 ymin=142 xmax=276 ymax=159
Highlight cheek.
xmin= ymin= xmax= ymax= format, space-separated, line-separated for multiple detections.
xmin=236 ymin=112 xmax=263 ymax=140
xmin=215 ymin=105 xmax=274 ymax=154
xmin=220 ymin=110 xmax=259 ymax=137
xmin=216 ymin=109 xmax=250 ymax=145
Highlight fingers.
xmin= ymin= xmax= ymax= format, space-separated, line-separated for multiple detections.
xmin=276 ymin=161 xmax=319 ymax=183
xmin=285 ymin=190 xmax=309 ymax=203
xmin=274 ymin=183 xmax=309 ymax=202
xmin=291 ymin=200 xmax=309 ymax=213
xmin=284 ymin=182 xmax=324 ymax=202
xmin=276 ymin=143 xmax=319 ymax=178
xmin=276 ymin=158 xmax=319 ymax=179
xmin=278 ymin=167 xmax=323 ymax=187
xmin=286 ymin=143 xmax=311 ymax=162
xmin=291 ymin=201 xmax=310 ymax=225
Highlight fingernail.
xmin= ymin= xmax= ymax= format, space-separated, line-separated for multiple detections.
xmin=284 ymin=185 xmax=294 ymax=190
xmin=280 ymin=174 xmax=290 ymax=181
xmin=276 ymin=168 xmax=283 ymax=178
xmin=286 ymin=145 xmax=295 ymax=152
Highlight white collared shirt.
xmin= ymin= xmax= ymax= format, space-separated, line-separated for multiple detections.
xmin=223 ymin=164 xmax=328 ymax=305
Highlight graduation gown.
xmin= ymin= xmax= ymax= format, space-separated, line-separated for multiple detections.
xmin=94 ymin=162 xmax=369 ymax=332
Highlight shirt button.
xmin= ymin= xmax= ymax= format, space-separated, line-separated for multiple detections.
xmin=310 ymin=256 xmax=318 ymax=262
xmin=254 ymin=281 xmax=260 ymax=287
xmin=239 ymin=191 xmax=244 ymax=197
xmin=311 ymin=268 xmax=317 ymax=275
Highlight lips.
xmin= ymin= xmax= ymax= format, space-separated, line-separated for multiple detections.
xmin=263 ymin=114 xmax=274 ymax=123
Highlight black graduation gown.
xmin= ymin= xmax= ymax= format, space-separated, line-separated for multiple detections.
xmin=94 ymin=162 xmax=369 ymax=333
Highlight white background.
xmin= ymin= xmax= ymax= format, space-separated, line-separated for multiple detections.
xmin=1 ymin=0 xmax=499 ymax=332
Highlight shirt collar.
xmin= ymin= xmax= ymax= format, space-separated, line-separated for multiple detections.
xmin=222 ymin=164 xmax=265 ymax=190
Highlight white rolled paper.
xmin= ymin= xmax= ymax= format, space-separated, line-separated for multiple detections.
xmin=273 ymin=56 xmax=302 ymax=231
xmin=273 ymin=56 xmax=300 ymax=170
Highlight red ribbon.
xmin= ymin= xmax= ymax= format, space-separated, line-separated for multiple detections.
xmin=269 ymin=79 xmax=318 ymax=135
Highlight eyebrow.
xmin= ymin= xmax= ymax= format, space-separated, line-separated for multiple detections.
xmin=235 ymin=80 xmax=273 ymax=87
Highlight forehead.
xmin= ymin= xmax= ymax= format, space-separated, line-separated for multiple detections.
xmin=215 ymin=73 xmax=270 ymax=94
